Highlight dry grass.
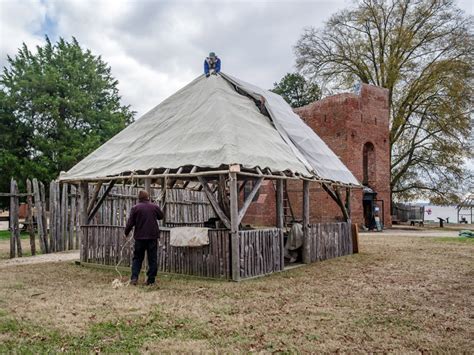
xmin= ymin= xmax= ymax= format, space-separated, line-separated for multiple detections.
xmin=0 ymin=235 xmax=472 ymax=352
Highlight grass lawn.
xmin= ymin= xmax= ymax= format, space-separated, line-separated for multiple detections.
xmin=0 ymin=231 xmax=42 ymax=259
xmin=0 ymin=234 xmax=472 ymax=352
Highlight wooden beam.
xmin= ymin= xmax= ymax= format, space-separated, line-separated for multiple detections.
xmin=334 ymin=187 xmax=350 ymax=221
xmin=79 ymin=181 xmax=89 ymax=262
xmin=182 ymin=166 xmax=197 ymax=189
xmin=87 ymin=182 xmax=103 ymax=214
xmin=229 ymin=171 xmax=240 ymax=281
xmin=276 ymin=179 xmax=284 ymax=229
xmin=302 ymin=180 xmax=311 ymax=264
xmin=345 ymin=187 xmax=351 ymax=218
xmin=321 ymin=183 xmax=338 ymax=204
xmin=238 ymin=179 xmax=248 ymax=194
xmin=144 ymin=178 xmax=151 ymax=194
xmin=237 ymin=177 xmax=264 ymax=224
xmin=87 ymin=181 xmax=116 ymax=224
xmin=197 ymin=176 xmax=231 ymax=229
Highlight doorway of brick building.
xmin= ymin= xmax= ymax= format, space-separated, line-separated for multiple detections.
xmin=363 ymin=187 xmax=377 ymax=229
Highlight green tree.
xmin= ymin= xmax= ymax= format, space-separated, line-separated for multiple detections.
xmin=295 ymin=0 xmax=473 ymax=204
xmin=271 ymin=73 xmax=321 ymax=108
xmin=0 ymin=36 xmax=134 ymax=196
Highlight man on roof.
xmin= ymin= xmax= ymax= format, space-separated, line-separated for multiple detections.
xmin=204 ymin=52 xmax=221 ymax=77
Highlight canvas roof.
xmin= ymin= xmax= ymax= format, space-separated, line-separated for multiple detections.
xmin=60 ymin=73 xmax=359 ymax=186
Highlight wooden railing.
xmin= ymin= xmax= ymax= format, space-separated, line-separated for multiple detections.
xmin=80 ymin=226 xmax=231 ymax=279
xmin=239 ymin=228 xmax=284 ymax=279
xmin=308 ymin=222 xmax=352 ymax=262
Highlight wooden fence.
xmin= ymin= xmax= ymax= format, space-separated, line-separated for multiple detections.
xmin=239 ymin=228 xmax=284 ymax=279
xmin=3 ymin=179 xmax=215 ymax=258
xmin=81 ymin=226 xmax=231 ymax=279
xmin=308 ymin=222 xmax=353 ymax=262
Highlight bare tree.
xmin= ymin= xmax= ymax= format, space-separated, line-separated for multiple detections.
xmin=295 ymin=0 xmax=473 ymax=204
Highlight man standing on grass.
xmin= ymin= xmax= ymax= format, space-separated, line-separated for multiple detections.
xmin=124 ymin=190 xmax=164 ymax=285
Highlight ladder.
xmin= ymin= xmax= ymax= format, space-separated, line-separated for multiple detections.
xmin=283 ymin=180 xmax=295 ymax=226
xmin=272 ymin=180 xmax=295 ymax=227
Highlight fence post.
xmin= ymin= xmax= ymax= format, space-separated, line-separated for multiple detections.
xmin=79 ymin=182 xmax=89 ymax=262
xmin=40 ymin=182 xmax=49 ymax=253
xmin=302 ymin=180 xmax=311 ymax=264
xmin=26 ymin=179 xmax=36 ymax=256
xmin=32 ymin=179 xmax=46 ymax=253
xmin=61 ymin=183 xmax=68 ymax=251
xmin=10 ymin=179 xmax=21 ymax=258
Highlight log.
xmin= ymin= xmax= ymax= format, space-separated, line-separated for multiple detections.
xmin=302 ymin=180 xmax=310 ymax=264
xmin=197 ymin=176 xmax=231 ymax=229
xmin=32 ymin=179 xmax=47 ymax=253
xmin=276 ymin=179 xmax=284 ymax=229
xmin=79 ymin=182 xmax=89 ymax=262
xmin=229 ymin=172 xmax=240 ymax=281
xmin=238 ymin=177 xmax=264 ymax=224
xmin=9 ymin=179 xmax=20 ymax=258
xmin=26 ymin=179 xmax=36 ymax=255
xmin=352 ymin=222 xmax=359 ymax=254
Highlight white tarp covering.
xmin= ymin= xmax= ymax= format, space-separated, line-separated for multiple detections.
xmin=170 ymin=227 xmax=209 ymax=247
xmin=220 ymin=73 xmax=359 ymax=185
xmin=60 ymin=72 xmax=359 ymax=186
xmin=60 ymin=74 xmax=311 ymax=180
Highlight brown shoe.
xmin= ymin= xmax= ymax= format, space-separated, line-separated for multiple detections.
xmin=130 ymin=278 xmax=138 ymax=286
xmin=146 ymin=279 xmax=156 ymax=286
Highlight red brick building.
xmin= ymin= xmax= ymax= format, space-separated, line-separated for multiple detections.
xmin=242 ymin=84 xmax=391 ymax=228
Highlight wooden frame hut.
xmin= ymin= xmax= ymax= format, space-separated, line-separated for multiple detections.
xmin=59 ymin=73 xmax=360 ymax=281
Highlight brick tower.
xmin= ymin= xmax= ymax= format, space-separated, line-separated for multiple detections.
xmin=241 ymin=83 xmax=391 ymax=228
xmin=295 ymin=84 xmax=392 ymax=227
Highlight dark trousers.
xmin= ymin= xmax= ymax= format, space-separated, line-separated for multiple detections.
xmin=131 ymin=239 xmax=158 ymax=282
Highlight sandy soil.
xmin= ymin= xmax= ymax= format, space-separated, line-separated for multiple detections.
xmin=0 ymin=233 xmax=472 ymax=352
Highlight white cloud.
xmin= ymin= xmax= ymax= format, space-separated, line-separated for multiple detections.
xmin=1 ymin=0 xmax=472 ymax=117
xmin=0 ymin=0 xmax=46 ymax=68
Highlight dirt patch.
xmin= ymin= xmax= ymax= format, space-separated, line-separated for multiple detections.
xmin=0 ymin=250 xmax=79 ymax=267
xmin=0 ymin=234 xmax=472 ymax=352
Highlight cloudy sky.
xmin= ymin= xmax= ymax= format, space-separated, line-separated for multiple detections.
xmin=1 ymin=0 xmax=473 ymax=117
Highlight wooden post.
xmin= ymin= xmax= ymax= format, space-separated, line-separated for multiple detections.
xmin=39 ymin=182 xmax=48 ymax=252
xmin=26 ymin=179 xmax=36 ymax=255
xmin=9 ymin=179 xmax=21 ymax=258
xmin=302 ymin=180 xmax=310 ymax=264
xmin=32 ymin=179 xmax=46 ymax=253
xmin=229 ymin=172 xmax=240 ymax=281
xmin=351 ymin=222 xmax=359 ymax=253
xmin=144 ymin=178 xmax=151 ymax=195
xmin=276 ymin=179 xmax=284 ymax=229
xmin=79 ymin=182 xmax=89 ymax=262
xmin=345 ymin=187 xmax=351 ymax=218
xmin=60 ymin=183 xmax=66 ymax=251
xmin=49 ymin=181 xmax=55 ymax=252
xmin=161 ymin=177 xmax=167 ymax=225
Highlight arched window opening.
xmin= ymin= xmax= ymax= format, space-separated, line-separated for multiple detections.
xmin=363 ymin=142 xmax=376 ymax=186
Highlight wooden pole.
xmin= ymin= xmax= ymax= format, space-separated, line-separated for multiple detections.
xmin=79 ymin=182 xmax=89 ymax=262
xmin=9 ymin=179 xmax=18 ymax=258
xmin=302 ymin=180 xmax=310 ymax=264
xmin=32 ymin=179 xmax=46 ymax=253
xmin=39 ymin=182 xmax=49 ymax=253
xmin=276 ymin=179 xmax=284 ymax=229
xmin=229 ymin=172 xmax=240 ymax=281
xmin=238 ymin=177 xmax=264 ymax=224
xmin=345 ymin=187 xmax=351 ymax=218
xmin=26 ymin=179 xmax=36 ymax=256
xmin=144 ymin=178 xmax=151 ymax=195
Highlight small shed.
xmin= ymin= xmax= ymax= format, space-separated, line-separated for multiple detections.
xmin=59 ymin=73 xmax=360 ymax=281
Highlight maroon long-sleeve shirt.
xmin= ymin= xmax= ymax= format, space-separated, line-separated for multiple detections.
xmin=124 ymin=200 xmax=164 ymax=239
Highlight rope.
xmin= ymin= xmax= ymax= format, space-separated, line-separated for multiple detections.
xmin=111 ymin=234 xmax=134 ymax=289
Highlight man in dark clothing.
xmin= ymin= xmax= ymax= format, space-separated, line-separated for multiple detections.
xmin=124 ymin=190 xmax=164 ymax=285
